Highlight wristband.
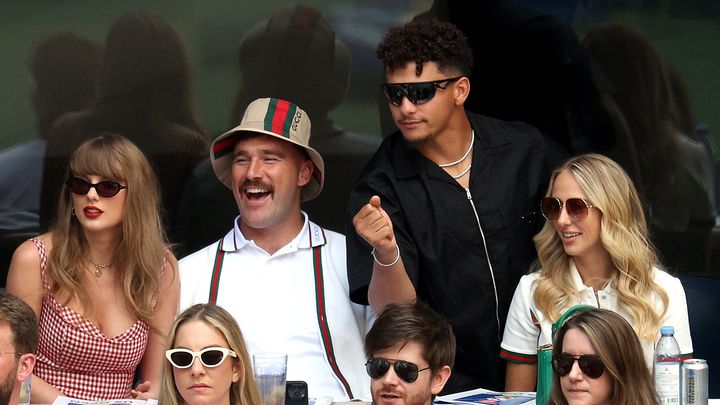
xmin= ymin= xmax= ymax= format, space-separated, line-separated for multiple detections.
xmin=371 ymin=245 xmax=400 ymax=267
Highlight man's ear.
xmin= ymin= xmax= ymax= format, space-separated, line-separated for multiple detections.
xmin=454 ymin=76 xmax=470 ymax=106
xmin=430 ymin=365 xmax=452 ymax=395
xmin=297 ymin=159 xmax=314 ymax=188
xmin=16 ymin=354 xmax=36 ymax=382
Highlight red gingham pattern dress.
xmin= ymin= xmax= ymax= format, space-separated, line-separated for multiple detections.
xmin=31 ymin=238 xmax=149 ymax=400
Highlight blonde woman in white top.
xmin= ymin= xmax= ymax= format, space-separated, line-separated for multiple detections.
xmin=500 ymin=153 xmax=692 ymax=391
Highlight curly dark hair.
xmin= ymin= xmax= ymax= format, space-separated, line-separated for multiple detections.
xmin=377 ymin=18 xmax=473 ymax=77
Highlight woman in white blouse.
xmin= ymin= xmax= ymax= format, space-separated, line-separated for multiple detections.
xmin=500 ymin=153 xmax=692 ymax=391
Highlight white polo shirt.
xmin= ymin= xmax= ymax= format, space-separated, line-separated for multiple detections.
xmin=501 ymin=261 xmax=693 ymax=367
xmin=179 ymin=213 xmax=373 ymax=401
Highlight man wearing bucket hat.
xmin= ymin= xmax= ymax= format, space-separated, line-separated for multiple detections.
xmin=173 ymin=4 xmax=379 ymax=257
xmin=178 ymin=97 xmax=372 ymax=402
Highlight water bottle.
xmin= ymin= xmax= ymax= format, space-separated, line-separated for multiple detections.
xmin=654 ymin=326 xmax=682 ymax=404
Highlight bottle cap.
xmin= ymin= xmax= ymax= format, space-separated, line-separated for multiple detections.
xmin=660 ymin=325 xmax=674 ymax=335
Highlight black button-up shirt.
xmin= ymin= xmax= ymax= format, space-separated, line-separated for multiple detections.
xmin=347 ymin=112 xmax=564 ymax=392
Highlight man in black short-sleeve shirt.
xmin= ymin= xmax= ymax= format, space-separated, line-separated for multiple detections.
xmin=347 ymin=19 xmax=563 ymax=393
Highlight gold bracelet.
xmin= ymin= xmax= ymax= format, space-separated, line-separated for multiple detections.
xmin=371 ymin=245 xmax=400 ymax=267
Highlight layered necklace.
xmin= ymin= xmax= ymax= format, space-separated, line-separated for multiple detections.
xmin=87 ymin=257 xmax=112 ymax=278
xmin=438 ymin=131 xmax=474 ymax=179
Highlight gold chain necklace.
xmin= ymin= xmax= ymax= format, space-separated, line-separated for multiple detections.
xmin=87 ymin=257 xmax=112 ymax=278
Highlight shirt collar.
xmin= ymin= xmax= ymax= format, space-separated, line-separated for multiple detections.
xmin=569 ymin=260 xmax=616 ymax=293
xmin=221 ymin=212 xmax=326 ymax=252
xmin=391 ymin=113 xmax=487 ymax=180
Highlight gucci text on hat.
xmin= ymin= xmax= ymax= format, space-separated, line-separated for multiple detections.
xmin=210 ymin=97 xmax=325 ymax=202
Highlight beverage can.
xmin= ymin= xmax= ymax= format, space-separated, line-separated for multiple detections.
xmin=682 ymin=359 xmax=709 ymax=405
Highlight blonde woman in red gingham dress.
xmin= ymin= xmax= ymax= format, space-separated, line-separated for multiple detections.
xmin=7 ymin=134 xmax=180 ymax=403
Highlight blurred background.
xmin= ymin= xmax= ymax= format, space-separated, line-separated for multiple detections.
xmin=1 ymin=0 xmax=719 ymax=278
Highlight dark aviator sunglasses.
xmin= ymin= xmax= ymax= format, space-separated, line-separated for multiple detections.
xmin=552 ymin=353 xmax=605 ymax=379
xmin=540 ymin=197 xmax=595 ymax=222
xmin=365 ymin=358 xmax=430 ymax=383
xmin=66 ymin=177 xmax=127 ymax=198
xmin=381 ymin=76 xmax=463 ymax=106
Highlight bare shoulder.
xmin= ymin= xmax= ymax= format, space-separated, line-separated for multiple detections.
xmin=9 ymin=234 xmax=49 ymax=269
xmin=7 ymin=233 xmax=51 ymax=313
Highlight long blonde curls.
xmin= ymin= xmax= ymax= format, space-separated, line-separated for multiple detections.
xmin=49 ymin=133 xmax=168 ymax=324
xmin=533 ymin=154 xmax=668 ymax=340
xmin=159 ymin=304 xmax=261 ymax=405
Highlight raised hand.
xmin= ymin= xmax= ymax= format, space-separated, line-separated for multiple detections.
xmin=353 ymin=195 xmax=398 ymax=264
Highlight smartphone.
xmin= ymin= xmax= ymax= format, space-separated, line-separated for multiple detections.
xmin=285 ymin=380 xmax=308 ymax=405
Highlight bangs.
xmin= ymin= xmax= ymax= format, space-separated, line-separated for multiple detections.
xmin=69 ymin=139 xmax=127 ymax=181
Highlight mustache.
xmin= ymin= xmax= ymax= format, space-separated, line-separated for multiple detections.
xmin=240 ymin=180 xmax=273 ymax=191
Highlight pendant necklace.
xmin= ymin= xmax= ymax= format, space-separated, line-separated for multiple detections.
xmin=87 ymin=257 xmax=112 ymax=278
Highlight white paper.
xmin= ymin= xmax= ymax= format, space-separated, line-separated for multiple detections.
xmin=51 ymin=397 xmax=158 ymax=405
xmin=436 ymin=387 xmax=535 ymax=404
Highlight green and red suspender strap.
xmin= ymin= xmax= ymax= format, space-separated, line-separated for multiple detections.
xmin=311 ymin=242 xmax=354 ymax=399
xmin=208 ymin=241 xmax=225 ymax=304
xmin=207 ymin=236 xmax=354 ymax=399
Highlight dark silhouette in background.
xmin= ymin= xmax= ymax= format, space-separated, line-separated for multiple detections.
xmin=40 ymin=12 xmax=209 ymax=241
xmin=175 ymin=4 xmax=379 ymax=257
xmin=0 ymin=31 xmax=102 ymax=285
xmin=406 ymin=0 xmax=615 ymax=154
xmin=0 ymin=32 xmax=102 ymax=228
xmin=583 ymin=22 xmax=715 ymax=275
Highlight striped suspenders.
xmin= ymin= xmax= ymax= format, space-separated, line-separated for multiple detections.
xmin=207 ymin=234 xmax=354 ymax=398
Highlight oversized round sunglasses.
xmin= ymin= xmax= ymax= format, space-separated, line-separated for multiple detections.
xmin=540 ymin=197 xmax=595 ymax=222
xmin=66 ymin=177 xmax=127 ymax=198
xmin=381 ymin=76 xmax=462 ymax=106
xmin=365 ymin=358 xmax=430 ymax=383
xmin=165 ymin=347 xmax=237 ymax=369
xmin=552 ymin=353 xmax=605 ymax=379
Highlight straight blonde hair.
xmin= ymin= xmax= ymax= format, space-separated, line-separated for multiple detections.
xmin=533 ymin=154 xmax=668 ymax=340
xmin=49 ymin=133 xmax=168 ymax=324
xmin=159 ymin=304 xmax=261 ymax=405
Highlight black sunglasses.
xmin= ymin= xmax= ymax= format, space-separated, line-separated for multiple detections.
xmin=365 ymin=358 xmax=430 ymax=383
xmin=66 ymin=177 xmax=127 ymax=198
xmin=540 ymin=197 xmax=595 ymax=222
xmin=381 ymin=76 xmax=463 ymax=106
xmin=552 ymin=353 xmax=605 ymax=379
xmin=165 ymin=347 xmax=237 ymax=369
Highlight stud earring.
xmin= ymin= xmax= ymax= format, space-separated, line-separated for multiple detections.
xmin=71 ymin=207 xmax=76 ymax=216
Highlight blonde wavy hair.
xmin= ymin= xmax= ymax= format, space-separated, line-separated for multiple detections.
xmin=533 ymin=154 xmax=668 ymax=340
xmin=49 ymin=133 xmax=168 ymax=324
xmin=159 ymin=304 xmax=261 ymax=405
xmin=550 ymin=308 xmax=659 ymax=405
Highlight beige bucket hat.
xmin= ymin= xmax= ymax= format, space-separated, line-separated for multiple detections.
xmin=210 ymin=97 xmax=325 ymax=202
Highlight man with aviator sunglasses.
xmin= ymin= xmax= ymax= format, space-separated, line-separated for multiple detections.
xmin=347 ymin=18 xmax=563 ymax=393
xmin=364 ymin=302 xmax=455 ymax=405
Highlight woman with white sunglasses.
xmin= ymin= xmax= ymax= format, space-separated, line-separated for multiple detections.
xmin=160 ymin=303 xmax=260 ymax=405
xmin=500 ymin=154 xmax=692 ymax=391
